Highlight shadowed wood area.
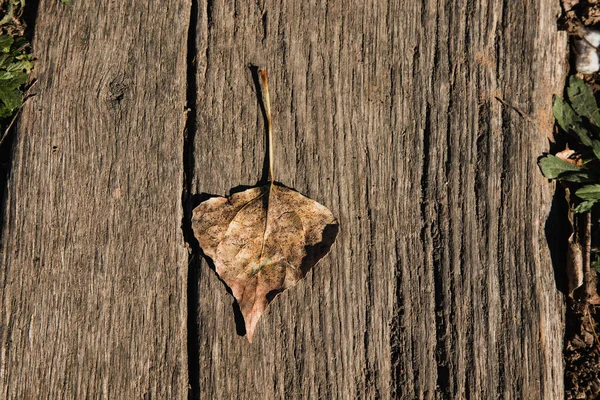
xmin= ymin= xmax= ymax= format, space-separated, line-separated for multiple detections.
xmin=191 ymin=0 xmax=567 ymax=399
xmin=0 ymin=0 xmax=190 ymax=398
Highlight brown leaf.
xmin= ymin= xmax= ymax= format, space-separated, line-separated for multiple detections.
xmin=556 ymin=146 xmax=584 ymax=167
xmin=567 ymin=232 xmax=585 ymax=296
xmin=192 ymin=183 xmax=338 ymax=342
xmin=556 ymin=147 xmax=576 ymax=162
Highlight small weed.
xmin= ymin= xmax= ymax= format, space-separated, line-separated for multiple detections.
xmin=0 ymin=0 xmax=33 ymax=137
xmin=0 ymin=0 xmax=26 ymax=37
xmin=539 ymin=76 xmax=600 ymax=212
xmin=539 ymin=75 xmax=600 ymax=279
xmin=0 ymin=35 xmax=33 ymax=120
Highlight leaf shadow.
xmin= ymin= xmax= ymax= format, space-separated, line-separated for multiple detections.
xmin=228 ymin=184 xmax=259 ymax=196
xmin=301 ymin=223 xmax=340 ymax=276
xmin=544 ymin=182 xmax=570 ymax=294
xmin=248 ymin=63 xmax=270 ymax=187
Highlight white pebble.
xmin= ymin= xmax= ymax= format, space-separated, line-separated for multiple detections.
xmin=575 ymin=29 xmax=600 ymax=74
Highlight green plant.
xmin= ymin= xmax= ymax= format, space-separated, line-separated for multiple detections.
xmin=0 ymin=0 xmax=26 ymax=37
xmin=538 ymin=76 xmax=600 ymax=213
xmin=0 ymin=34 xmax=33 ymax=121
xmin=0 ymin=0 xmax=32 ymax=136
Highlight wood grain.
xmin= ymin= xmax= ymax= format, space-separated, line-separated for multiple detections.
xmin=191 ymin=0 xmax=567 ymax=398
xmin=0 ymin=0 xmax=568 ymax=398
xmin=0 ymin=0 xmax=190 ymax=398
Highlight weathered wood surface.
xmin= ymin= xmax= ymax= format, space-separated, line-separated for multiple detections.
xmin=0 ymin=0 xmax=568 ymax=398
xmin=191 ymin=0 xmax=567 ymax=399
xmin=0 ymin=0 xmax=190 ymax=398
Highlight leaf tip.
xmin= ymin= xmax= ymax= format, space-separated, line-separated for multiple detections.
xmin=243 ymin=306 xmax=265 ymax=344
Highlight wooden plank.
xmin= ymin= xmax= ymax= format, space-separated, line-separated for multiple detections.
xmin=420 ymin=1 xmax=567 ymax=398
xmin=191 ymin=0 xmax=566 ymax=398
xmin=0 ymin=0 xmax=190 ymax=398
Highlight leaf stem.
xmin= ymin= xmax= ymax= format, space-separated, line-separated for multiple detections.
xmin=258 ymin=68 xmax=273 ymax=183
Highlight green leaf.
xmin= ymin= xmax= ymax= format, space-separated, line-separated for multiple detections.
xmin=567 ymin=75 xmax=600 ymax=128
xmin=574 ymin=200 xmax=596 ymax=213
xmin=556 ymin=171 xmax=596 ymax=183
xmin=576 ymin=184 xmax=600 ymax=200
xmin=0 ymin=71 xmax=13 ymax=81
xmin=538 ymin=154 xmax=584 ymax=179
xmin=0 ymin=33 xmax=33 ymax=124
xmin=592 ymin=140 xmax=600 ymax=161
xmin=0 ymin=35 xmax=14 ymax=53
xmin=61 ymin=0 xmax=73 ymax=5
xmin=11 ymin=37 xmax=29 ymax=52
xmin=554 ymin=95 xmax=582 ymax=130
xmin=15 ymin=53 xmax=33 ymax=61
xmin=6 ymin=60 xmax=34 ymax=74
xmin=0 ymin=15 xmax=12 ymax=29
xmin=0 ymin=54 xmax=12 ymax=68
xmin=0 ymin=107 xmax=13 ymax=118
xmin=0 ymin=85 xmax=23 ymax=112
xmin=8 ymin=71 xmax=27 ymax=86
xmin=553 ymin=95 xmax=594 ymax=146
xmin=571 ymin=124 xmax=594 ymax=148
xmin=0 ymin=72 xmax=27 ymax=89
xmin=593 ymin=258 xmax=600 ymax=273
xmin=552 ymin=95 xmax=575 ymax=131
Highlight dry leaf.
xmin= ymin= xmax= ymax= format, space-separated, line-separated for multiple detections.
xmin=555 ymin=146 xmax=583 ymax=166
xmin=567 ymin=232 xmax=584 ymax=295
xmin=191 ymin=68 xmax=338 ymax=342
xmin=567 ymin=192 xmax=585 ymax=297
xmin=566 ymin=204 xmax=600 ymax=304
xmin=192 ymin=183 xmax=338 ymax=342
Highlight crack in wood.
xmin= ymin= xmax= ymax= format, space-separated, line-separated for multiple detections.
xmin=183 ymin=0 xmax=200 ymax=398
